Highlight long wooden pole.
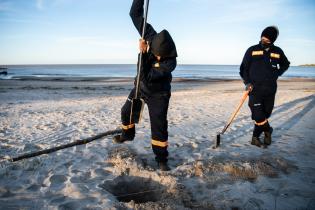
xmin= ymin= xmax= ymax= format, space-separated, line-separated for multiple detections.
xmin=214 ymin=90 xmax=249 ymax=148
xmin=220 ymin=90 xmax=250 ymax=134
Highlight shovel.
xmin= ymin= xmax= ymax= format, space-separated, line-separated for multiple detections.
xmin=130 ymin=0 xmax=150 ymax=124
xmin=213 ymin=90 xmax=250 ymax=149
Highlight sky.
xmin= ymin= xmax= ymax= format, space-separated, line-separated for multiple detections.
xmin=0 ymin=0 xmax=315 ymax=65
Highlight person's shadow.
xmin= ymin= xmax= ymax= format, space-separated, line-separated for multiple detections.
xmin=272 ymin=94 xmax=315 ymax=130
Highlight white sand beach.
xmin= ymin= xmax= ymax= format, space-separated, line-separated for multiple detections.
xmin=0 ymin=78 xmax=314 ymax=210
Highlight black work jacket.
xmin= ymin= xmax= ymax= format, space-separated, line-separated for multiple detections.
xmin=130 ymin=0 xmax=177 ymax=94
xmin=240 ymin=43 xmax=290 ymax=86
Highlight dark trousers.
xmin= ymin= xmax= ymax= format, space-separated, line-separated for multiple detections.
xmin=121 ymin=88 xmax=170 ymax=163
xmin=249 ymin=84 xmax=276 ymax=137
xmin=249 ymin=93 xmax=275 ymax=122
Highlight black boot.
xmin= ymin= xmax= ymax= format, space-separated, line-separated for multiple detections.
xmin=251 ymin=136 xmax=263 ymax=147
xmin=157 ymin=162 xmax=171 ymax=171
xmin=264 ymin=127 xmax=273 ymax=145
xmin=113 ymin=134 xmax=133 ymax=143
xmin=113 ymin=126 xmax=135 ymax=144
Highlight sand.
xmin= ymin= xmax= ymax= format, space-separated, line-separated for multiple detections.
xmin=0 ymin=78 xmax=314 ymax=210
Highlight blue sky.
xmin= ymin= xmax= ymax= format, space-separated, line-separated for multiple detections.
xmin=0 ymin=0 xmax=314 ymax=65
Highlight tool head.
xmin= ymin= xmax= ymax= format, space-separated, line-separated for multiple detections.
xmin=212 ymin=133 xmax=221 ymax=149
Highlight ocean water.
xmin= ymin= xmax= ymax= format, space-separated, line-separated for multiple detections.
xmin=0 ymin=64 xmax=315 ymax=79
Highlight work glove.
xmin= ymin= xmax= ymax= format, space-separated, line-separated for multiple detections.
xmin=245 ymin=83 xmax=254 ymax=92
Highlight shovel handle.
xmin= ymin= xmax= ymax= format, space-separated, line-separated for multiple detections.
xmin=221 ymin=90 xmax=250 ymax=134
xmin=135 ymin=0 xmax=150 ymax=98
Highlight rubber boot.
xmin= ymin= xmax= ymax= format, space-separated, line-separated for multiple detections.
xmin=157 ymin=162 xmax=171 ymax=171
xmin=251 ymin=136 xmax=263 ymax=147
xmin=264 ymin=127 xmax=273 ymax=145
xmin=113 ymin=126 xmax=135 ymax=144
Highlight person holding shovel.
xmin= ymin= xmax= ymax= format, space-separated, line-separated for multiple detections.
xmin=240 ymin=26 xmax=290 ymax=147
xmin=113 ymin=0 xmax=177 ymax=171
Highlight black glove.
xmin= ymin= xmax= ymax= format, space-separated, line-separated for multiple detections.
xmin=245 ymin=83 xmax=254 ymax=92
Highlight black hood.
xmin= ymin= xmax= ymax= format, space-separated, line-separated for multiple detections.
xmin=261 ymin=26 xmax=279 ymax=44
xmin=150 ymin=30 xmax=177 ymax=58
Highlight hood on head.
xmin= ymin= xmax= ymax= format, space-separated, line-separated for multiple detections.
xmin=151 ymin=29 xmax=177 ymax=58
xmin=261 ymin=26 xmax=279 ymax=44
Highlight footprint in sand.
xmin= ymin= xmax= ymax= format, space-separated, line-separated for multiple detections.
xmin=26 ymin=183 xmax=41 ymax=192
xmin=243 ymin=197 xmax=264 ymax=210
xmin=23 ymin=143 xmax=43 ymax=152
xmin=70 ymin=171 xmax=91 ymax=183
xmin=57 ymin=197 xmax=99 ymax=209
xmin=49 ymin=174 xmax=68 ymax=190
xmin=50 ymin=195 xmax=68 ymax=204
xmin=57 ymin=201 xmax=81 ymax=210
xmin=0 ymin=188 xmax=16 ymax=199
xmin=93 ymin=168 xmax=111 ymax=177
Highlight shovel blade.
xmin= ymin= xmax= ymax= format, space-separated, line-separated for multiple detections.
xmin=213 ymin=133 xmax=221 ymax=149
xmin=130 ymin=98 xmax=144 ymax=124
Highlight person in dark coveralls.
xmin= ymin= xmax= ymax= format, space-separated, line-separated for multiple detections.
xmin=240 ymin=26 xmax=290 ymax=147
xmin=113 ymin=0 xmax=177 ymax=171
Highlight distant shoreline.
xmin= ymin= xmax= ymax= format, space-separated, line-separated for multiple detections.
xmin=299 ymin=64 xmax=315 ymax=67
xmin=1 ymin=76 xmax=314 ymax=83
xmin=1 ymin=76 xmax=237 ymax=83
xmin=1 ymin=64 xmax=314 ymax=67
xmin=1 ymin=64 xmax=315 ymax=80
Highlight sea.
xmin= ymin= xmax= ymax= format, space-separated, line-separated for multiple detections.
xmin=0 ymin=64 xmax=315 ymax=80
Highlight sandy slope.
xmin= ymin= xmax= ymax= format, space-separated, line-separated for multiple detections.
xmin=0 ymin=78 xmax=314 ymax=210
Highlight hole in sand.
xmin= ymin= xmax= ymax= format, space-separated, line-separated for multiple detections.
xmin=100 ymin=176 xmax=167 ymax=203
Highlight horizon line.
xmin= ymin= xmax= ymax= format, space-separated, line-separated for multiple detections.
xmin=0 ymin=63 xmax=311 ymax=67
